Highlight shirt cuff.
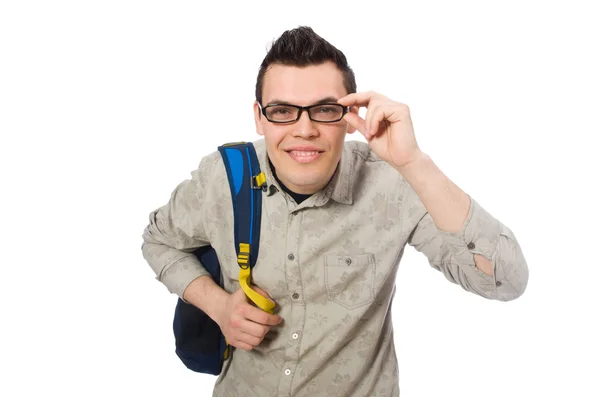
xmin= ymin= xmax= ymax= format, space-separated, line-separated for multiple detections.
xmin=436 ymin=196 xmax=528 ymax=301
xmin=159 ymin=255 xmax=210 ymax=301
xmin=437 ymin=196 xmax=502 ymax=260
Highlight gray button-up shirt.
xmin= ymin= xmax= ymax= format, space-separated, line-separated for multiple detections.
xmin=141 ymin=139 xmax=528 ymax=397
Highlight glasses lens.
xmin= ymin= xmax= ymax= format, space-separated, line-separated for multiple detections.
xmin=265 ymin=105 xmax=299 ymax=122
xmin=309 ymin=104 xmax=344 ymax=122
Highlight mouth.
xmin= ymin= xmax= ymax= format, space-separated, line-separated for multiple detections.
xmin=285 ymin=149 xmax=325 ymax=164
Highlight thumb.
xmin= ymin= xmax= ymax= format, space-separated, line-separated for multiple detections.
xmin=343 ymin=112 xmax=367 ymax=137
xmin=251 ymin=285 xmax=274 ymax=303
xmin=250 ymin=285 xmax=278 ymax=313
xmin=231 ymin=286 xmax=250 ymax=302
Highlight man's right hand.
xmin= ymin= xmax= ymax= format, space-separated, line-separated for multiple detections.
xmin=216 ymin=285 xmax=283 ymax=351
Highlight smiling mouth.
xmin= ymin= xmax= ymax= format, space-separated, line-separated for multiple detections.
xmin=287 ymin=150 xmax=322 ymax=156
xmin=285 ymin=150 xmax=324 ymax=163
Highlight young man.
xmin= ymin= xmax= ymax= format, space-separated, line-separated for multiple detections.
xmin=141 ymin=26 xmax=528 ymax=397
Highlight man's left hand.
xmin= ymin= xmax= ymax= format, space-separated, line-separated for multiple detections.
xmin=338 ymin=91 xmax=422 ymax=170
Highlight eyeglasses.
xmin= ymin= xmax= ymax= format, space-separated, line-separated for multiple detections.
xmin=259 ymin=103 xmax=349 ymax=123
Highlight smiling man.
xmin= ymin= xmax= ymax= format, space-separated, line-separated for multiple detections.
xmin=255 ymin=63 xmax=352 ymax=196
xmin=141 ymin=26 xmax=529 ymax=397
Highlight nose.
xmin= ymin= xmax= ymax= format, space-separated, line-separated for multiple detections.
xmin=292 ymin=108 xmax=319 ymax=138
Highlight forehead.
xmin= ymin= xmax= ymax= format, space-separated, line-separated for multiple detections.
xmin=262 ymin=61 xmax=347 ymax=105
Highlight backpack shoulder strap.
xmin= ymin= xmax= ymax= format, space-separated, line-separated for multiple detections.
xmin=218 ymin=142 xmax=275 ymax=314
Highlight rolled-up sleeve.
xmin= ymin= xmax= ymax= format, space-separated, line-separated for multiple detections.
xmin=408 ymin=197 xmax=528 ymax=301
xmin=141 ymin=158 xmax=213 ymax=299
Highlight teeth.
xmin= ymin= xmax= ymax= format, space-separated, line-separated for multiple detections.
xmin=291 ymin=151 xmax=319 ymax=157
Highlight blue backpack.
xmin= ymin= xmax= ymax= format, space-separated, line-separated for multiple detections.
xmin=172 ymin=142 xmax=275 ymax=374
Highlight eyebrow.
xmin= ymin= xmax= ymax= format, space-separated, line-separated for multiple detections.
xmin=265 ymin=96 xmax=339 ymax=106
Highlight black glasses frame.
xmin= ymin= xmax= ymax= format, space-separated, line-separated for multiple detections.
xmin=259 ymin=103 xmax=349 ymax=124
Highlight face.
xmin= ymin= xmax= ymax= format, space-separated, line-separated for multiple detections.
xmin=254 ymin=61 xmax=356 ymax=195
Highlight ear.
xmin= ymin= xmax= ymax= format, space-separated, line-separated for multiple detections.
xmin=254 ymin=101 xmax=264 ymax=136
xmin=345 ymin=106 xmax=359 ymax=134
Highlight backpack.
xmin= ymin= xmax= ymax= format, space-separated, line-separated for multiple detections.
xmin=172 ymin=142 xmax=275 ymax=374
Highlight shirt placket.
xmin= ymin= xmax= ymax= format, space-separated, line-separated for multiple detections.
xmin=277 ymin=200 xmax=306 ymax=397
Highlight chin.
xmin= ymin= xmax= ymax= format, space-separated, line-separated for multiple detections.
xmin=288 ymin=171 xmax=328 ymax=190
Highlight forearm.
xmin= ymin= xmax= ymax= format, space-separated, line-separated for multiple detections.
xmin=142 ymin=226 xmax=229 ymax=319
xmin=397 ymin=151 xmax=493 ymax=276
xmin=183 ymin=275 xmax=230 ymax=324
xmin=396 ymin=151 xmax=469 ymax=233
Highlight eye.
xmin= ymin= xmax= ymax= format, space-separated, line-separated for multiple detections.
xmin=265 ymin=105 xmax=298 ymax=121
xmin=315 ymin=105 xmax=338 ymax=113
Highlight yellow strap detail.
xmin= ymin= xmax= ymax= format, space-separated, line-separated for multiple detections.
xmin=254 ymin=172 xmax=266 ymax=188
xmin=237 ymin=243 xmax=250 ymax=266
xmin=239 ymin=266 xmax=276 ymax=314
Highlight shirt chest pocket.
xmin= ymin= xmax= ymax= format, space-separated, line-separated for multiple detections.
xmin=324 ymin=253 xmax=376 ymax=310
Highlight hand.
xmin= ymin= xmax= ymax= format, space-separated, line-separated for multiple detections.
xmin=338 ymin=91 xmax=423 ymax=170
xmin=216 ymin=285 xmax=283 ymax=351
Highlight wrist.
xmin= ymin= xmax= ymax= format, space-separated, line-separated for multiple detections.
xmin=394 ymin=150 xmax=430 ymax=175
xmin=211 ymin=289 xmax=230 ymax=327
xmin=183 ymin=275 xmax=230 ymax=324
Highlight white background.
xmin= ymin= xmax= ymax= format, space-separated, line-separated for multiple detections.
xmin=1 ymin=1 xmax=599 ymax=396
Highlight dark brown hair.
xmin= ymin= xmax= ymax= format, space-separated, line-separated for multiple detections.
xmin=255 ymin=26 xmax=357 ymax=104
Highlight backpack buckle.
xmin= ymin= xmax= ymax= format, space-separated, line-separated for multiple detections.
xmin=238 ymin=243 xmax=251 ymax=269
xmin=251 ymin=172 xmax=267 ymax=191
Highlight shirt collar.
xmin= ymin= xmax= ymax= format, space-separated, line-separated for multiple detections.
xmin=254 ymin=138 xmax=354 ymax=205
xmin=323 ymin=144 xmax=353 ymax=205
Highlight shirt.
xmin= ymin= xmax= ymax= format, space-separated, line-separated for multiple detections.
xmin=141 ymin=138 xmax=529 ymax=397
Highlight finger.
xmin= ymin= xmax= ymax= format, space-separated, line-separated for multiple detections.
xmin=365 ymin=100 xmax=383 ymax=138
xmin=337 ymin=91 xmax=385 ymax=108
xmin=343 ymin=112 xmax=367 ymax=136
xmin=251 ymin=285 xmax=275 ymax=304
xmin=238 ymin=330 xmax=264 ymax=346
xmin=240 ymin=319 xmax=271 ymax=338
xmin=232 ymin=341 xmax=254 ymax=351
xmin=369 ymin=103 xmax=408 ymax=137
xmin=249 ymin=285 xmax=278 ymax=312
xmin=369 ymin=105 xmax=390 ymax=137
xmin=244 ymin=304 xmax=283 ymax=326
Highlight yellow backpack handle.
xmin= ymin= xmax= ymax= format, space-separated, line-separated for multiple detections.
xmin=239 ymin=267 xmax=276 ymax=314
xmin=237 ymin=243 xmax=276 ymax=313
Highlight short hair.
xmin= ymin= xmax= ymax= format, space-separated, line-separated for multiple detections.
xmin=255 ymin=26 xmax=357 ymax=104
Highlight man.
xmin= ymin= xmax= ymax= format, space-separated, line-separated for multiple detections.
xmin=141 ymin=26 xmax=528 ymax=397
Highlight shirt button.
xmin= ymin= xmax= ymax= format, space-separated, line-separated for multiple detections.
xmin=287 ymin=253 xmax=295 ymax=261
xmin=496 ymin=281 xmax=502 ymax=287
xmin=345 ymin=257 xmax=352 ymax=265
xmin=292 ymin=332 xmax=299 ymax=340
xmin=284 ymin=369 xmax=291 ymax=376
xmin=292 ymin=293 xmax=299 ymax=300
xmin=467 ymin=242 xmax=475 ymax=250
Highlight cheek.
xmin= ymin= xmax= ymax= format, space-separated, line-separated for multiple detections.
xmin=327 ymin=127 xmax=348 ymax=148
xmin=264 ymin=126 xmax=289 ymax=147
